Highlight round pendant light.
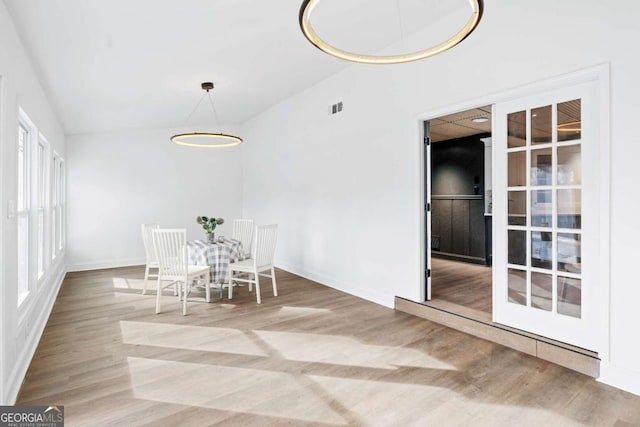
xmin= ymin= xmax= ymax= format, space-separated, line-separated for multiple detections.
xmin=299 ymin=0 xmax=484 ymax=65
xmin=171 ymin=132 xmax=242 ymax=147
xmin=170 ymin=82 xmax=243 ymax=148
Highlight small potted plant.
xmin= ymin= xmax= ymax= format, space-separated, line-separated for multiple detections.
xmin=197 ymin=216 xmax=224 ymax=243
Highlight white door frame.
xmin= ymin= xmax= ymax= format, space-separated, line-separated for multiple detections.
xmin=0 ymin=73 xmax=5 ymax=404
xmin=422 ymin=120 xmax=432 ymax=300
xmin=416 ymin=64 xmax=610 ymax=360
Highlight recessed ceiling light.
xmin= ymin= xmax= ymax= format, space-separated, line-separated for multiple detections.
xmin=471 ymin=117 xmax=489 ymax=123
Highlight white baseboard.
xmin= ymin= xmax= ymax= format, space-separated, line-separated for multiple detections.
xmin=276 ymin=261 xmax=394 ymax=308
xmin=67 ymin=257 xmax=145 ymax=272
xmin=599 ymin=362 xmax=640 ymax=397
xmin=6 ymin=266 xmax=66 ymax=404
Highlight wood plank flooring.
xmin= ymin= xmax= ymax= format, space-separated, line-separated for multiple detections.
xmin=17 ymin=266 xmax=640 ymax=426
xmin=431 ymin=256 xmax=493 ymax=319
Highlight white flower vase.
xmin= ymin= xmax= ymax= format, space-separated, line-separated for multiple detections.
xmin=207 ymin=232 xmax=216 ymax=244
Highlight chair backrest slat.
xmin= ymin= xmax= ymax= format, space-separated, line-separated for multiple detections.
xmin=233 ymin=219 xmax=254 ymax=257
xmin=141 ymin=222 xmax=160 ymax=263
xmin=153 ymin=228 xmax=187 ymax=278
xmin=254 ymin=224 xmax=278 ymax=268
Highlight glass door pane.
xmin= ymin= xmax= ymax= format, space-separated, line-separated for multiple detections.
xmin=504 ymin=99 xmax=583 ymax=318
xmin=557 ymin=99 xmax=581 ymax=142
xmin=495 ymin=80 xmax=599 ymax=351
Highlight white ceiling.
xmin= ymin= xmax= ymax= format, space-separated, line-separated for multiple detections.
xmin=4 ymin=0 xmax=471 ymax=135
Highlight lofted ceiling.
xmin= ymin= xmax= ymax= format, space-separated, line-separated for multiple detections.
xmin=4 ymin=0 xmax=472 ymax=135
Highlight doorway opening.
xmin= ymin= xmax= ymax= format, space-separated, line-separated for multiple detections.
xmin=425 ymin=105 xmax=494 ymax=322
xmin=411 ymin=67 xmax=610 ymax=369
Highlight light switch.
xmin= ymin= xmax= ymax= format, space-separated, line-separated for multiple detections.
xmin=7 ymin=200 xmax=15 ymax=218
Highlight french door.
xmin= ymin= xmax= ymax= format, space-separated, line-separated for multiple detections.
xmin=424 ymin=121 xmax=432 ymax=300
xmin=493 ymin=80 xmax=600 ymax=350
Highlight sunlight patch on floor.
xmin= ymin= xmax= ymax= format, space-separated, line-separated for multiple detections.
xmin=112 ymin=277 xmax=149 ymax=290
xmin=112 ymin=277 xmax=174 ymax=290
xmin=218 ymin=303 xmax=238 ymax=309
xmin=308 ymin=375 xmax=583 ymax=427
xmin=120 ymin=321 xmax=266 ymax=357
xmin=253 ymin=330 xmax=457 ymax=371
xmin=127 ymin=357 xmax=346 ymax=425
xmin=272 ymin=306 xmax=333 ymax=318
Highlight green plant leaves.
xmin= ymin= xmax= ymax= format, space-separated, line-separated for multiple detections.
xmin=197 ymin=215 xmax=224 ymax=233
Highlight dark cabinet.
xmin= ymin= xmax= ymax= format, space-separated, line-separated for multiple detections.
xmin=432 ymin=197 xmax=485 ymax=263
xmin=485 ymin=215 xmax=492 ymax=266
xmin=431 ymin=136 xmax=487 ymax=264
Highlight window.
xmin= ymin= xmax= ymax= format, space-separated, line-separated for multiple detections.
xmin=59 ymin=160 xmax=65 ymax=251
xmin=51 ymin=154 xmax=58 ymax=260
xmin=52 ymin=155 xmax=65 ymax=255
xmin=17 ymin=109 xmax=60 ymax=307
xmin=37 ymin=136 xmax=49 ymax=279
xmin=17 ymin=121 xmax=31 ymax=304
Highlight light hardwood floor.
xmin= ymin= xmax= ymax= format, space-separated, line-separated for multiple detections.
xmin=430 ymin=256 xmax=493 ymax=320
xmin=17 ymin=266 xmax=640 ymax=426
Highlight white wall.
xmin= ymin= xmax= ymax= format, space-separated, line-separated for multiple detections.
xmin=66 ymin=127 xmax=244 ymax=271
xmin=0 ymin=2 xmax=66 ymax=404
xmin=241 ymin=1 xmax=640 ymax=395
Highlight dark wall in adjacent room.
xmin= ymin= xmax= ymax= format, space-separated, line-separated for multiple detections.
xmin=431 ymin=135 xmax=486 ymax=263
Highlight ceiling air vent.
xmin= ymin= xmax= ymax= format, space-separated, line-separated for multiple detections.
xmin=329 ymin=101 xmax=343 ymax=115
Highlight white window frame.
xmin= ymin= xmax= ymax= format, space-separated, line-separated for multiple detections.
xmin=17 ymin=110 xmax=36 ymax=307
xmin=51 ymin=154 xmax=65 ymax=257
xmin=0 ymin=74 xmax=4 ymax=406
xmin=51 ymin=153 xmax=59 ymax=261
xmin=36 ymin=134 xmax=50 ymax=280
xmin=59 ymin=159 xmax=65 ymax=252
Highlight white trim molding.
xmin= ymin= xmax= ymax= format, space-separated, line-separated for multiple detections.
xmin=6 ymin=265 xmax=65 ymax=404
xmin=276 ymin=262 xmax=395 ymax=309
xmin=66 ymin=257 xmax=146 ymax=273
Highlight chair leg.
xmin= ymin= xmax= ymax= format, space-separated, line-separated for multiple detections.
xmin=271 ymin=267 xmax=278 ymax=297
xmin=155 ymin=276 xmax=162 ymax=314
xmin=182 ymin=280 xmax=188 ymax=316
xmin=228 ymin=268 xmax=234 ymax=300
xmin=142 ymin=264 xmax=150 ymax=295
xmin=255 ymin=270 xmax=261 ymax=304
xmin=248 ymin=274 xmax=253 ymax=292
xmin=205 ymin=272 xmax=211 ymax=303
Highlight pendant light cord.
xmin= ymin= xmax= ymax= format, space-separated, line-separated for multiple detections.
xmin=207 ymin=92 xmax=223 ymax=133
xmin=181 ymin=92 xmax=207 ymax=128
xmin=180 ymin=89 xmax=224 ymax=133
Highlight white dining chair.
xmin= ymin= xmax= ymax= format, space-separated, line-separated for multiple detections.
xmin=141 ymin=222 xmax=160 ymax=295
xmin=232 ymin=219 xmax=254 ymax=259
xmin=153 ymin=228 xmax=211 ymax=315
xmin=228 ymin=224 xmax=278 ymax=304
